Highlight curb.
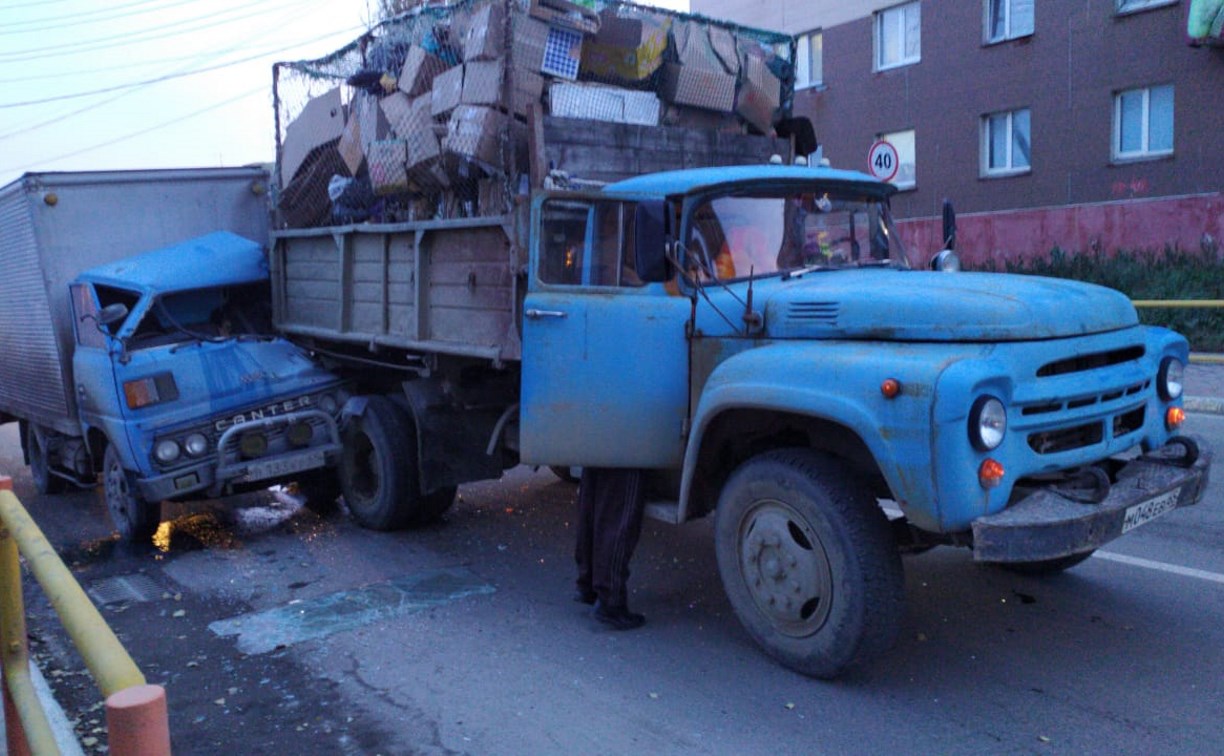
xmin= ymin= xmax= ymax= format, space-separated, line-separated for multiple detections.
xmin=1185 ymin=396 xmax=1224 ymax=416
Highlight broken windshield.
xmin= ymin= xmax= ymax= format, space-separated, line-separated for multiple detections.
xmin=128 ymin=283 xmax=274 ymax=350
xmin=684 ymin=189 xmax=908 ymax=281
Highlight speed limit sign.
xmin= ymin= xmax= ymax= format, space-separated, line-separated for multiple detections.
xmin=868 ymin=140 xmax=899 ymax=182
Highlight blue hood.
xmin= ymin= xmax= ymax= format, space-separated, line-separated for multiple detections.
xmin=763 ymin=270 xmax=1138 ymax=342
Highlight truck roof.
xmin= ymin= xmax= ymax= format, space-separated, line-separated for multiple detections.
xmin=77 ymin=231 xmax=268 ymax=293
xmin=601 ymin=165 xmax=893 ymax=199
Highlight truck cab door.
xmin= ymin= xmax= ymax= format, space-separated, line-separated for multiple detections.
xmin=520 ymin=195 xmax=690 ymax=468
xmin=69 ymin=283 xmax=129 ymax=449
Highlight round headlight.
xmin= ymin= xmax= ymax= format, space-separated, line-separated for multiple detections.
xmin=185 ymin=433 xmax=209 ymax=457
xmin=240 ymin=432 xmax=268 ymax=458
xmin=969 ymin=396 xmax=1007 ymax=451
xmin=154 ymin=439 xmax=181 ymax=464
xmin=1158 ymin=357 xmax=1184 ymax=401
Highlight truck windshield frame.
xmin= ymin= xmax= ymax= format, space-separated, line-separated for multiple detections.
xmin=681 ymin=187 xmax=908 ymax=283
xmin=125 ymin=282 xmax=275 ymax=350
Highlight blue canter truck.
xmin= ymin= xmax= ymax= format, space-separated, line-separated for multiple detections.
xmin=0 ymin=169 xmax=347 ymax=541
xmin=267 ymin=0 xmax=1211 ymax=677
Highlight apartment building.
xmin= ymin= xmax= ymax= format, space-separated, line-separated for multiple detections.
xmin=692 ymin=0 xmax=1224 ymax=263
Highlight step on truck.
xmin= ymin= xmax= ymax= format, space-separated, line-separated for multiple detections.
xmin=0 ymin=169 xmax=348 ymax=540
xmin=269 ymin=0 xmax=1211 ymax=677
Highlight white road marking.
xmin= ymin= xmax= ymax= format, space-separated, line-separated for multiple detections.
xmin=1093 ymin=551 xmax=1224 ymax=585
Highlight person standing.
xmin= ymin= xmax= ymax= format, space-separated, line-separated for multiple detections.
xmin=574 ymin=468 xmax=647 ymax=630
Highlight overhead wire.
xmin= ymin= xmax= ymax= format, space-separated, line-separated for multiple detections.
xmin=0 ymin=85 xmax=266 ymax=174
xmin=0 ymin=0 xmax=194 ymax=33
xmin=0 ymin=0 xmax=305 ymax=62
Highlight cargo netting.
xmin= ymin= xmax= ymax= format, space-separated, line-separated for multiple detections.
xmin=272 ymin=0 xmax=793 ymax=228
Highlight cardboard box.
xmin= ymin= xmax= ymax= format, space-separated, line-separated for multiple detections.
xmin=511 ymin=14 xmax=550 ymax=72
xmin=445 ymin=105 xmax=508 ymax=168
xmin=661 ymin=104 xmax=743 ymax=132
xmin=735 ymin=53 xmax=782 ymax=133
xmin=581 ymin=8 xmax=670 ymax=82
xmin=367 ymin=140 xmax=410 ymax=196
xmin=380 ymin=91 xmax=414 ymax=137
xmin=462 ymin=1 xmax=505 ymax=61
xmin=511 ymin=69 xmax=545 ymax=118
xmin=278 ymin=142 xmax=346 ymax=228
xmin=541 ymin=26 xmax=583 ymax=80
xmin=402 ymin=95 xmax=449 ymax=189
xmin=549 ymin=82 xmax=660 ymax=126
xmin=462 ymin=59 xmax=505 ymax=107
xmin=673 ymin=20 xmax=738 ymax=75
xmin=337 ymin=111 xmax=364 ymax=176
xmin=431 ymin=64 xmax=465 ymax=117
xmin=280 ymin=87 xmax=345 ymax=186
xmin=528 ymin=0 xmax=599 ymax=34
xmin=354 ymin=90 xmax=391 ymax=156
xmin=659 ymin=63 xmax=735 ymax=113
xmin=398 ymin=46 xmax=445 ymax=97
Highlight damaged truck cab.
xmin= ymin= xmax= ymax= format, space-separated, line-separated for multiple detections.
xmin=519 ymin=164 xmax=1211 ymax=677
xmin=61 ymin=232 xmax=345 ymax=540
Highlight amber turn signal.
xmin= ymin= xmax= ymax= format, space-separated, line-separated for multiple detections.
xmin=880 ymin=378 xmax=901 ymax=399
xmin=978 ymin=458 xmax=1005 ymax=489
xmin=1166 ymin=406 xmax=1185 ymax=430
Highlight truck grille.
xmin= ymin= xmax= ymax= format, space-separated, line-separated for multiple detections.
xmin=1036 ymin=345 xmax=1145 ymax=377
xmin=1023 ymin=397 xmax=1146 ymax=455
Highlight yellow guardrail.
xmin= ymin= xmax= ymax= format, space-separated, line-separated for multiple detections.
xmin=0 ymin=476 xmax=170 ymax=755
xmin=1132 ymin=300 xmax=1224 ymax=365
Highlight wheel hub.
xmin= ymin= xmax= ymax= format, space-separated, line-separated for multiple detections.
xmin=738 ymin=499 xmax=833 ymax=637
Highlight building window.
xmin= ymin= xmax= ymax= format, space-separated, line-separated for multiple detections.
xmin=1116 ymin=0 xmax=1177 ymax=14
xmin=982 ymin=108 xmax=1031 ymax=175
xmin=875 ymin=2 xmax=921 ymax=71
xmin=880 ymin=129 xmax=916 ymax=189
xmin=986 ymin=0 xmax=1034 ymax=43
xmin=796 ymin=30 xmax=823 ymax=89
xmin=1113 ymin=85 xmax=1173 ymax=161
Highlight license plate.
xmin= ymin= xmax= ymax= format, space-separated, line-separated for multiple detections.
xmin=1122 ymin=488 xmax=1181 ymax=533
xmin=245 ymin=450 xmax=326 ymax=483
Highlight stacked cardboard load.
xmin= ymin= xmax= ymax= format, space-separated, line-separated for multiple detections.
xmin=275 ymin=0 xmax=791 ymax=228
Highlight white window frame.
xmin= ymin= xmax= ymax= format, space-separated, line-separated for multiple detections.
xmin=879 ymin=128 xmax=917 ymax=190
xmin=795 ymin=30 xmax=823 ymax=90
xmin=1112 ymin=85 xmax=1174 ymax=162
xmin=875 ymin=2 xmax=921 ymax=71
xmin=1115 ymin=0 xmax=1178 ymax=15
xmin=985 ymin=0 xmax=1034 ymax=44
xmin=981 ymin=108 xmax=1032 ymax=177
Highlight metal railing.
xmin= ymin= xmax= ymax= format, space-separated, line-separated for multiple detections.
xmin=1131 ymin=300 xmax=1224 ymax=365
xmin=0 ymin=476 xmax=170 ymax=755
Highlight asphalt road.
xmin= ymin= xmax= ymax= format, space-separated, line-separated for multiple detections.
xmin=2 ymin=414 xmax=1222 ymax=755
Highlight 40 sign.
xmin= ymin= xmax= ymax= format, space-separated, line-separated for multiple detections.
xmin=868 ymin=140 xmax=899 ymax=183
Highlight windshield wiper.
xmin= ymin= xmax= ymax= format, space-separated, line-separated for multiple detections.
xmin=783 ymin=263 xmax=831 ymax=280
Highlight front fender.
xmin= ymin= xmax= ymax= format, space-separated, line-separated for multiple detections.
xmin=679 ymin=341 xmax=956 ymax=531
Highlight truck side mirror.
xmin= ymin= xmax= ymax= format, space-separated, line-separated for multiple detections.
xmin=98 ymin=303 xmax=129 ymax=327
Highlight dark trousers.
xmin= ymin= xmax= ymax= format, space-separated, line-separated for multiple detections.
xmin=575 ymin=468 xmax=646 ymax=609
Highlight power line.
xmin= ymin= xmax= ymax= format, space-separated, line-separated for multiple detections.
xmin=0 ymin=85 xmax=266 ymax=174
xmin=0 ymin=0 xmax=194 ymax=33
xmin=0 ymin=23 xmax=366 ymax=108
xmin=0 ymin=0 xmax=299 ymax=62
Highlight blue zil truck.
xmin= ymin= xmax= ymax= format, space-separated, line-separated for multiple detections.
xmin=265 ymin=0 xmax=1211 ymax=676
xmin=0 ymin=169 xmax=347 ymax=541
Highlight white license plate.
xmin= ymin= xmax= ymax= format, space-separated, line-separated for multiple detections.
xmin=1121 ymin=488 xmax=1181 ymax=533
xmin=245 ymin=450 xmax=326 ymax=483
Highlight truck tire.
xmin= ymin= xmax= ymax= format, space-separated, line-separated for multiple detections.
xmin=715 ymin=449 xmax=905 ymax=679
xmin=102 ymin=443 xmax=161 ymax=542
xmin=998 ymin=551 xmax=1095 ymax=575
xmin=339 ymin=396 xmax=451 ymax=530
xmin=23 ymin=421 xmax=67 ymax=495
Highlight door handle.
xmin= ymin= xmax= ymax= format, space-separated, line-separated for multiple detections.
xmin=525 ymin=309 xmax=567 ymax=320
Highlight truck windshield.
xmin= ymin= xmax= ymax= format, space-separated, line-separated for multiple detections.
xmin=685 ymin=190 xmax=907 ymax=281
xmin=128 ymin=282 xmax=274 ymax=350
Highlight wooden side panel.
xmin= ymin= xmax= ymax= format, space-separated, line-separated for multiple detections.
xmin=281 ymin=236 xmax=342 ymax=331
xmin=542 ymin=117 xmax=790 ymax=184
xmin=421 ymin=225 xmax=514 ymax=350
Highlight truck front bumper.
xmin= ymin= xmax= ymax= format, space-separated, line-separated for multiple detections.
xmin=971 ymin=435 xmax=1211 ymax=563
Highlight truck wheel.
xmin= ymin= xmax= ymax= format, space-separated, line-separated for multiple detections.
xmin=999 ymin=551 xmax=1095 ymax=575
xmin=339 ymin=396 xmax=446 ymax=530
xmin=23 ymin=421 xmax=67 ymax=495
xmin=102 ymin=444 xmax=161 ymax=542
xmin=715 ymin=449 xmax=905 ymax=679
xmin=294 ymin=470 xmax=342 ymax=516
